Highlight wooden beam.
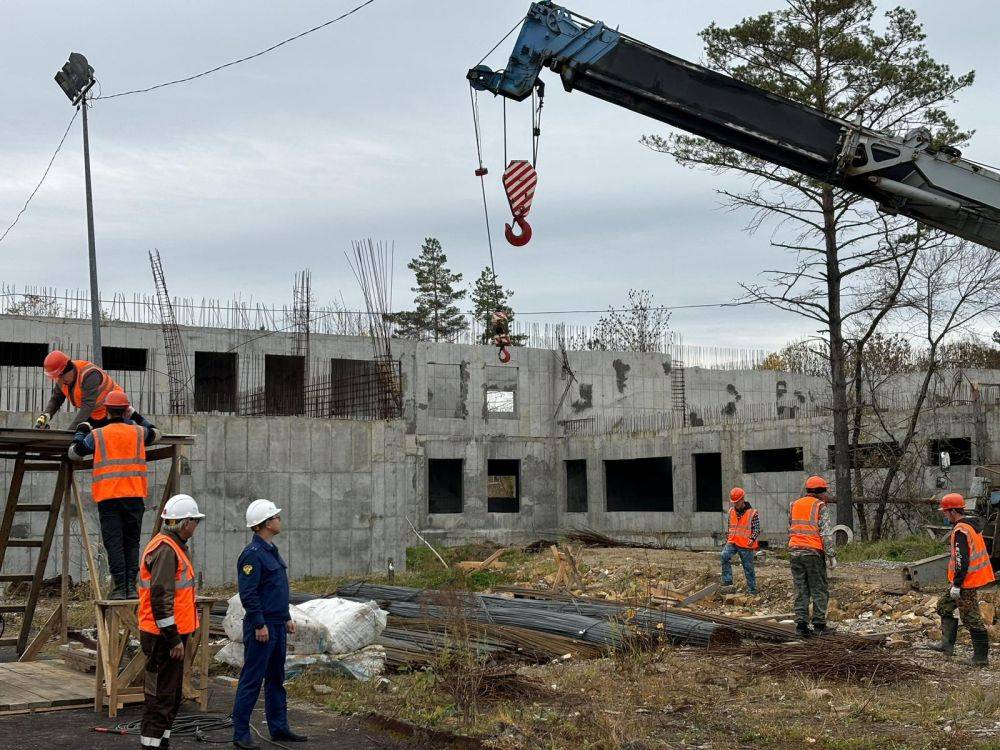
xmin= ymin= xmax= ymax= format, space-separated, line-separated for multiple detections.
xmin=71 ymin=477 xmax=102 ymax=600
xmin=61 ymin=466 xmax=70 ymax=644
xmin=18 ymin=604 xmax=63 ymax=662
xmin=152 ymin=448 xmax=179 ymax=536
xmin=0 ymin=456 xmax=27 ymax=572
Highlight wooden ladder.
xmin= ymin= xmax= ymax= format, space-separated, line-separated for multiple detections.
xmin=0 ymin=456 xmax=68 ymax=657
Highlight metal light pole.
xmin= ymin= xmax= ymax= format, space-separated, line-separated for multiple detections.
xmin=55 ymin=53 xmax=102 ymax=366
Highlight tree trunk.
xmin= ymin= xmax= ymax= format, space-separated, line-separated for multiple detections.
xmin=822 ymin=187 xmax=854 ymax=528
xmin=849 ymin=342 xmax=870 ymax=540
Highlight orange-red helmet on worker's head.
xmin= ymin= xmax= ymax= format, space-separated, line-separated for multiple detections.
xmin=43 ymin=350 xmax=70 ymax=379
xmin=805 ymin=475 xmax=828 ymax=492
xmin=104 ymin=390 xmax=130 ymax=409
xmin=730 ymin=487 xmax=745 ymax=503
xmin=938 ymin=493 xmax=965 ymax=512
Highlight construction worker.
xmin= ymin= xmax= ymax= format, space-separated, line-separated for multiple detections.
xmin=720 ymin=487 xmax=759 ymax=594
xmin=137 ymin=494 xmax=204 ymax=750
xmin=788 ymin=475 xmax=838 ymax=637
xmin=35 ymin=349 xmax=128 ymax=430
xmin=929 ymin=493 xmax=994 ymax=666
xmin=68 ymin=390 xmax=160 ymax=600
xmin=232 ymin=499 xmax=307 ymax=748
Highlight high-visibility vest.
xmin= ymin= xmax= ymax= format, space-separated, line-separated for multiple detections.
xmin=91 ymin=422 xmax=147 ymax=502
xmin=60 ymin=359 xmax=121 ymax=421
xmin=138 ymin=534 xmax=199 ymax=636
xmin=788 ymin=496 xmax=825 ymax=552
xmin=949 ymin=521 xmax=996 ymax=589
xmin=727 ymin=507 xmax=759 ymax=550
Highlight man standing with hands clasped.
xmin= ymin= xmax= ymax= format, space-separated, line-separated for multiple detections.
xmin=231 ymin=499 xmax=308 ymax=749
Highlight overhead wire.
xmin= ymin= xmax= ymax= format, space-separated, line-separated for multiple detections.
xmin=0 ymin=108 xmax=80 ymax=247
xmin=94 ymin=0 xmax=378 ymax=100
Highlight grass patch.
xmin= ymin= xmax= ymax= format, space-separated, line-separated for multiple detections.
xmin=838 ymin=534 xmax=946 ymax=563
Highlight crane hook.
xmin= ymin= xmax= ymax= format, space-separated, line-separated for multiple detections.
xmin=504 ymin=214 xmax=532 ymax=247
xmin=498 ymin=346 xmax=511 ymax=363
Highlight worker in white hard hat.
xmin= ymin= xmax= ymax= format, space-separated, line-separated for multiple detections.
xmin=231 ymin=499 xmax=306 ymax=748
xmin=137 ymin=494 xmax=204 ymax=750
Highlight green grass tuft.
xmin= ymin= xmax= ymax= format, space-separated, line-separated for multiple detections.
xmin=838 ymin=534 xmax=945 ymax=563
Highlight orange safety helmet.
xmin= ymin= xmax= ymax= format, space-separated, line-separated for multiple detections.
xmin=104 ymin=390 xmax=130 ymax=409
xmin=730 ymin=487 xmax=746 ymax=503
xmin=805 ymin=475 xmax=828 ymax=491
xmin=938 ymin=493 xmax=965 ymax=511
xmin=43 ymin=350 xmax=71 ymax=379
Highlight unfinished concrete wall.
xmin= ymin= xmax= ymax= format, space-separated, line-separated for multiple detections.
xmin=0 ymin=412 xmax=410 ymax=586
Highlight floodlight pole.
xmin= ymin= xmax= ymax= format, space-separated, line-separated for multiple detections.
xmin=78 ymin=86 xmax=102 ymax=366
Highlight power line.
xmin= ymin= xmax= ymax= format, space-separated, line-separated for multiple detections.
xmin=95 ymin=0 xmax=378 ymax=100
xmin=0 ymin=108 xmax=80 ymax=247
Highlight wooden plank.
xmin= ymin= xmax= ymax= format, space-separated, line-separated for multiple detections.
xmin=678 ymin=583 xmax=720 ymax=607
xmin=19 ymin=604 xmax=63 ymax=662
xmin=0 ymin=662 xmax=92 ymax=704
xmin=61 ymin=470 xmax=70 ymax=644
xmin=71 ymin=477 xmax=103 ymax=600
xmin=152 ymin=449 xmax=179 ymax=536
xmin=0 ymin=666 xmax=64 ymax=705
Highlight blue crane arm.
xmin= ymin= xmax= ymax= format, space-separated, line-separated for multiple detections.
xmin=468 ymin=1 xmax=1000 ymax=251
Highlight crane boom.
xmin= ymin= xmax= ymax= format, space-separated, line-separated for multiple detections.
xmin=468 ymin=1 xmax=1000 ymax=250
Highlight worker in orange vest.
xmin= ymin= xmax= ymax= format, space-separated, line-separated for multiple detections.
xmin=929 ymin=493 xmax=995 ymax=666
xmin=68 ymin=390 xmax=160 ymax=600
xmin=35 ymin=349 xmax=128 ymax=430
xmin=788 ymin=475 xmax=838 ymax=637
xmin=137 ymin=494 xmax=204 ymax=750
xmin=720 ymin=487 xmax=759 ymax=595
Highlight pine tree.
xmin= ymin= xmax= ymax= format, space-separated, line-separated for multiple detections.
xmin=390 ymin=238 xmax=468 ymax=342
xmin=469 ymin=267 xmax=526 ymax=346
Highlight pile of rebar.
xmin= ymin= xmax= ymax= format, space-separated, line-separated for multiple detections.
xmin=735 ymin=641 xmax=934 ymax=684
xmin=335 ymin=582 xmax=739 ymax=650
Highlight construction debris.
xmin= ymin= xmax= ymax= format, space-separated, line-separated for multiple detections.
xmin=734 ymin=640 xmax=935 ymax=684
xmin=565 ymin=528 xmax=662 ymax=549
xmin=549 ymin=544 xmax=584 ymax=590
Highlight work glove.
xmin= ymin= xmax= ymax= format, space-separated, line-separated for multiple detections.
xmin=950 ymin=586 xmax=962 ymax=602
xmin=34 ymin=413 xmax=50 ymax=429
xmin=149 ymin=427 xmax=162 ymax=444
xmin=75 ymin=422 xmax=92 ymax=435
xmin=828 ymin=556 xmax=838 ymax=570
xmin=67 ymin=444 xmax=83 ymax=462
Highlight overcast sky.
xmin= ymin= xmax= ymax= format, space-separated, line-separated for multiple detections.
xmin=2 ymin=0 xmax=998 ymax=350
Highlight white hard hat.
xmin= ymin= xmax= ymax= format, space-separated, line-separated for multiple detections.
xmin=161 ymin=494 xmax=205 ymax=520
xmin=246 ymin=498 xmax=281 ymax=529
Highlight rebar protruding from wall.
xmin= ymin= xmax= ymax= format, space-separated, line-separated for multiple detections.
xmin=347 ymin=240 xmax=403 ymax=417
xmin=292 ymin=269 xmax=312 ymax=388
xmin=149 ymin=249 xmax=191 ymax=414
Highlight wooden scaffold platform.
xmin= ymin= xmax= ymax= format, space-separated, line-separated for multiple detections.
xmin=0 ymin=427 xmax=200 ymax=716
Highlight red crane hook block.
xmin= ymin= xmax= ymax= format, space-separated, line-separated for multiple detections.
xmin=498 ymin=346 xmax=511 ymax=363
xmin=504 ymin=214 xmax=532 ymax=246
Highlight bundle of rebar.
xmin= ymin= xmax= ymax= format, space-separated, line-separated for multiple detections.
xmin=335 ymin=582 xmax=738 ymax=648
xmin=735 ymin=641 xmax=934 ymax=684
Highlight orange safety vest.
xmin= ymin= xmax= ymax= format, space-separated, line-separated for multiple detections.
xmin=138 ymin=534 xmax=199 ymax=636
xmin=60 ymin=359 xmax=121 ymax=421
xmin=788 ymin=496 xmax=825 ymax=552
xmin=949 ymin=521 xmax=996 ymax=589
xmin=727 ymin=507 xmax=759 ymax=550
xmin=91 ymin=422 xmax=148 ymax=502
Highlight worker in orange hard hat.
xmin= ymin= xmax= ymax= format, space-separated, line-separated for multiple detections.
xmin=36 ymin=349 xmax=134 ymax=430
xmin=788 ymin=475 xmax=838 ymax=637
xmin=929 ymin=493 xmax=994 ymax=666
xmin=721 ymin=487 xmax=759 ymax=595
xmin=68 ymin=390 xmax=161 ymax=600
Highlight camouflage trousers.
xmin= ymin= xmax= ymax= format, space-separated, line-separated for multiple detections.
xmin=936 ymin=588 xmax=986 ymax=631
xmin=790 ymin=553 xmax=829 ymax=626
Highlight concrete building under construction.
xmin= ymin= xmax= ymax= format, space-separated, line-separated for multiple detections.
xmin=1 ymin=308 xmax=997 ymax=584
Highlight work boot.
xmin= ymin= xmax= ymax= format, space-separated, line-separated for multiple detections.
xmin=233 ymin=740 xmax=261 ymax=750
xmin=125 ymin=574 xmax=138 ymax=600
xmin=813 ymin=622 xmax=836 ymax=635
xmin=928 ymin=616 xmax=958 ymax=657
xmin=271 ymin=730 xmax=309 ymax=742
xmin=969 ymin=629 xmax=989 ymax=667
xmin=108 ymin=577 xmax=127 ymax=601
xmin=719 ymin=583 xmax=736 ymax=594
xmin=795 ymin=622 xmax=812 ymax=638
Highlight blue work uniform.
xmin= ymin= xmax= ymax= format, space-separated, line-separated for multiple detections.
xmin=231 ymin=535 xmax=292 ymax=743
